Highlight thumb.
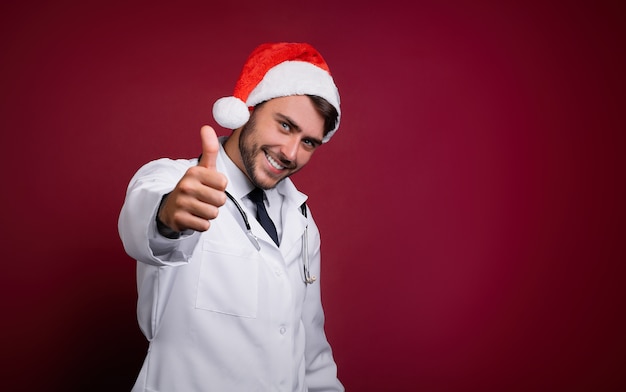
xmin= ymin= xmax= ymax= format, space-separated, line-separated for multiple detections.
xmin=198 ymin=125 xmax=219 ymax=169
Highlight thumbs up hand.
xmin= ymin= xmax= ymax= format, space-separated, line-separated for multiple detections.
xmin=157 ymin=126 xmax=228 ymax=233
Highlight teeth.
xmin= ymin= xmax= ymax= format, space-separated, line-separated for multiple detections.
xmin=266 ymin=153 xmax=284 ymax=170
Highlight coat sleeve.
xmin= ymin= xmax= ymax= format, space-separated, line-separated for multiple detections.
xmin=119 ymin=158 xmax=203 ymax=340
xmin=118 ymin=158 xmax=200 ymax=267
xmin=302 ymin=214 xmax=345 ymax=392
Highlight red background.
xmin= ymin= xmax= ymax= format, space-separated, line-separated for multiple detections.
xmin=1 ymin=1 xmax=625 ymax=391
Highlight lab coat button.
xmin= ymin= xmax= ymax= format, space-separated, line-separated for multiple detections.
xmin=279 ymin=327 xmax=286 ymax=335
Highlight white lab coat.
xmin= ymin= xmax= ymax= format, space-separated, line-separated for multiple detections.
xmin=118 ymin=143 xmax=343 ymax=392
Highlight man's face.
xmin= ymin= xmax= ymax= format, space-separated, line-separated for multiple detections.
xmin=238 ymin=95 xmax=325 ymax=189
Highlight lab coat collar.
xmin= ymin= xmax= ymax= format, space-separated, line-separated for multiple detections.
xmin=274 ymin=175 xmax=309 ymax=259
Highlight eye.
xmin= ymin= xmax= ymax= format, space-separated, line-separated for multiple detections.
xmin=281 ymin=122 xmax=291 ymax=131
xmin=302 ymin=138 xmax=318 ymax=149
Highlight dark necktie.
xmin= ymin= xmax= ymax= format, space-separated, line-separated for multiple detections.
xmin=248 ymin=188 xmax=279 ymax=246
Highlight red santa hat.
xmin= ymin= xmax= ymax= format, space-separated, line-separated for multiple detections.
xmin=212 ymin=42 xmax=341 ymax=143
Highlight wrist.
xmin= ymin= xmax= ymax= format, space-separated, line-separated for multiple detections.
xmin=156 ymin=193 xmax=182 ymax=239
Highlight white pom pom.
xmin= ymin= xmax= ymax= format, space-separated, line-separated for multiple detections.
xmin=212 ymin=96 xmax=249 ymax=130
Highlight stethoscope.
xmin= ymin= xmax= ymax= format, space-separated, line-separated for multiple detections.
xmin=224 ymin=190 xmax=317 ymax=285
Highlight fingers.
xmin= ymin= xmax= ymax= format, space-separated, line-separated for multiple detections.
xmin=159 ymin=182 xmax=226 ymax=232
xmin=198 ymin=125 xmax=219 ymax=170
xmin=176 ymin=173 xmax=227 ymax=205
xmin=159 ymin=192 xmax=221 ymax=232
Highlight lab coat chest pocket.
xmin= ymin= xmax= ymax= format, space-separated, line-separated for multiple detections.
xmin=196 ymin=240 xmax=259 ymax=318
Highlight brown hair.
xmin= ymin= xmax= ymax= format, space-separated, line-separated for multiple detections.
xmin=307 ymin=95 xmax=339 ymax=138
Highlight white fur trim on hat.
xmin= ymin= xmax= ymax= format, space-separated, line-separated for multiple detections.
xmin=247 ymin=62 xmax=340 ymax=115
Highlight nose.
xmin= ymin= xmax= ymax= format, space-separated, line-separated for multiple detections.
xmin=280 ymin=136 xmax=299 ymax=163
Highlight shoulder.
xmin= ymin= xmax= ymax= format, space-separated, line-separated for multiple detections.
xmin=128 ymin=158 xmax=197 ymax=186
xmin=137 ymin=157 xmax=195 ymax=174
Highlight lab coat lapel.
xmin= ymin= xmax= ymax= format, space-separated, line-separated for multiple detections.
xmin=277 ymin=181 xmax=308 ymax=262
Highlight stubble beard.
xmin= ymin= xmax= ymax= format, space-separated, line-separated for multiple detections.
xmin=239 ymin=118 xmax=288 ymax=190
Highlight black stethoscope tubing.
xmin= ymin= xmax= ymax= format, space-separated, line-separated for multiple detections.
xmin=224 ymin=190 xmax=316 ymax=284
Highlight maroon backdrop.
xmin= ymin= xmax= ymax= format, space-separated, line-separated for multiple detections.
xmin=1 ymin=1 xmax=624 ymax=391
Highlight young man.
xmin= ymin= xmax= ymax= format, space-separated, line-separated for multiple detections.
xmin=119 ymin=42 xmax=344 ymax=391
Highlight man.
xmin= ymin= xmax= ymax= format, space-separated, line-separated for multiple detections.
xmin=118 ymin=42 xmax=344 ymax=391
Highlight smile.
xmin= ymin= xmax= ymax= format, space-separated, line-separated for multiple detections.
xmin=266 ymin=153 xmax=285 ymax=170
